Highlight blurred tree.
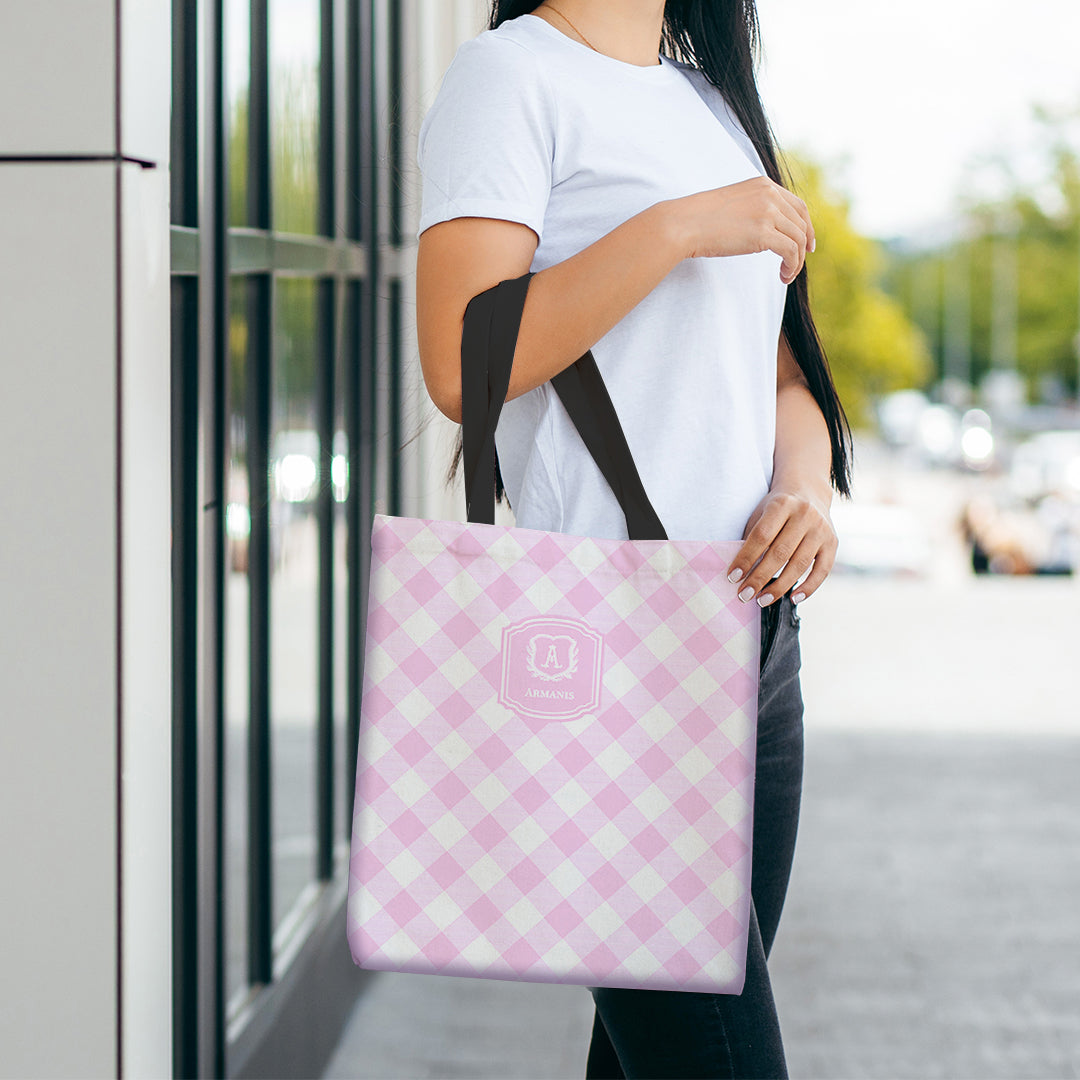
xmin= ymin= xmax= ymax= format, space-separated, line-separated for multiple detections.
xmin=790 ymin=156 xmax=933 ymax=428
xmin=885 ymin=105 xmax=1080 ymax=404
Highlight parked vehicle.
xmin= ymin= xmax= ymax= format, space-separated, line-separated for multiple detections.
xmin=829 ymin=501 xmax=933 ymax=577
xmin=958 ymin=429 xmax=1080 ymax=575
xmin=1007 ymin=429 xmax=1080 ymax=502
xmin=875 ymin=390 xmax=1000 ymax=472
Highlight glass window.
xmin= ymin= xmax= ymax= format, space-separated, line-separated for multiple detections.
xmin=171 ymin=0 xmax=400 ymax=1056
xmin=271 ymin=276 xmax=320 ymax=932
xmin=334 ymin=284 xmax=352 ymax=880
xmin=226 ymin=0 xmax=251 ymax=228
xmin=224 ymin=277 xmax=251 ymax=1007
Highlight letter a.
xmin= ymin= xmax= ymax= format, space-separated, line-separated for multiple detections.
xmin=543 ymin=643 xmax=560 ymax=669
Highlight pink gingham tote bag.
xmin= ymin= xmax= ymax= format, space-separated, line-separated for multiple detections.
xmin=347 ymin=272 xmax=762 ymax=993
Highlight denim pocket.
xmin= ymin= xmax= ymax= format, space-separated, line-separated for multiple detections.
xmin=758 ymin=596 xmax=783 ymax=675
xmin=787 ymin=592 xmax=801 ymax=629
xmin=760 ymin=593 xmax=801 ymax=676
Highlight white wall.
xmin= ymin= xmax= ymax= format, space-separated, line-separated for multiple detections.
xmin=0 ymin=1 xmax=173 ymax=1076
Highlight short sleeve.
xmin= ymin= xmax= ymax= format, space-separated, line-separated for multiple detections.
xmin=415 ymin=35 xmax=556 ymax=244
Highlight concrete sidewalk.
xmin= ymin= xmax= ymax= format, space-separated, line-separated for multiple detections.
xmin=325 ymin=729 xmax=1080 ymax=1079
xmin=771 ymin=730 xmax=1080 ymax=1080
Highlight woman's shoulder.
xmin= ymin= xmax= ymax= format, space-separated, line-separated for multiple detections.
xmin=416 ymin=22 xmax=558 ymax=242
xmin=447 ymin=20 xmax=548 ymax=75
xmin=422 ymin=25 xmax=555 ymax=136
xmin=429 ymin=22 xmax=552 ymax=116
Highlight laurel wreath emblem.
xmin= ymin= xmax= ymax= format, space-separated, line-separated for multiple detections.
xmin=525 ymin=635 xmax=580 ymax=682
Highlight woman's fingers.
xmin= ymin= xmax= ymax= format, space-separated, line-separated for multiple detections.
xmin=770 ymin=229 xmax=802 ymax=284
xmin=764 ymin=185 xmax=812 ymax=280
xmin=728 ymin=494 xmax=836 ymax=604
xmin=683 ymin=176 xmax=815 ymax=264
xmin=779 ymin=188 xmax=816 ymax=254
xmin=769 ymin=186 xmax=815 ymax=279
xmin=771 ymin=208 xmax=809 ymax=282
xmin=742 ymin=517 xmax=812 ymax=604
xmin=728 ymin=498 xmax=805 ymax=596
xmin=728 ymin=500 xmax=786 ymax=584
xmin=755 ymin=534 xmax=820 ymax=603
xmin=788 ymin=542 xmax=837 ymax=603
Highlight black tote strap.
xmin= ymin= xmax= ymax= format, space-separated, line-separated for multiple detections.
xmin=548 ymin=351 xmax=667 ymax=541
xmin=461 ymin=270 xmax=667 ymax=541
xmin=461 ymin=273 xmax=530 ymax=525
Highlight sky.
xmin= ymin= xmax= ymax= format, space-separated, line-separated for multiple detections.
xmin=755 ymin=0 xmax=1080 ymax=240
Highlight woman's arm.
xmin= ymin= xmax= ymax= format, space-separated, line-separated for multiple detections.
xmin=417 ymin=204 xmax=685 ymax=424
xmin=724 ymin=332 xmax=839 ymax=606
xmin=416 ymin=177 xmax=813 ymax=425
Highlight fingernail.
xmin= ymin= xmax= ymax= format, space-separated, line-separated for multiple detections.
xmin=792 ymin=592 xmax=806 ymax=604
xmin=728 ymin=568 xmax=743 ymax=583
xmin=757 ymin=593 xmax=774 ymax=607
xmin=739 ymin=586 xmax=755 ymax=603
xmin=809 ymin=239 xmax=816 ymax=253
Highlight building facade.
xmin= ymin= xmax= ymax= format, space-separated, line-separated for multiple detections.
xmin=0 ymin=0 xmax=490 ymax=1075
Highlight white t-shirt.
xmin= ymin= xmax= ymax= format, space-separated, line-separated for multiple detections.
xmin=416 ymin=12 xmax=788 ymax=542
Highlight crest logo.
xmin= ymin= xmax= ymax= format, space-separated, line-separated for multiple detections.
xmin=499 ymin=616 xmax=603 ymax=723
xmin=526 ymin=635 xmax=579 ymax=681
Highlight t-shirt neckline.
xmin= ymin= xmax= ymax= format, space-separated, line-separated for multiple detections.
xmin=518 ymin=13 xmax=681 ymax=78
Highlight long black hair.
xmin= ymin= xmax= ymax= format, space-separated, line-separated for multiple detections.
xmin=446 ymin=0 xmax=854 ymax=503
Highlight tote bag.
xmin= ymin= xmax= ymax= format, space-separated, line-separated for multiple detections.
xmin=347 ymin=271 xmax=762 ymax=994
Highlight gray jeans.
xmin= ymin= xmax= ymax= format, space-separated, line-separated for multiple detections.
xmin=585 ymin=591 xmax=805 ymax=1079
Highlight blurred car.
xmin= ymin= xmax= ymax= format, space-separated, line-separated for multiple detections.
xmin=829 ymin=501 xmax=933 ymax=576
xmin=959 ymin=489 xmax=1079 ymax=575
xmin=874 ymin=390 xmax=998 ymax=472
xmin=875 ymin=389 xmax=930 ymax=449
xmin=957 ymin=408 xmax=996 ymax=472
xmin=1007 ymin=429 xmax=1080 ymax=502
xmin=914 ymin=403 xmax=962 ymax=466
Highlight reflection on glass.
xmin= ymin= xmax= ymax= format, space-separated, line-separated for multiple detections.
xmin=226 ymin=0 xmax=251 ymax=227
xmin=270 ymin=0 xmax=320 ymax=235
xmin=334 ymin=301 xmax=351 ymax=882
xmin=224 ymin=278 xmax=251 ymax=1008
xmin=271 ymin=277 xmax=319 ymax=934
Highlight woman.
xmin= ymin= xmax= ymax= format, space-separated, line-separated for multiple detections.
xmin=415 ymin=1 xmax=853 ymax=1076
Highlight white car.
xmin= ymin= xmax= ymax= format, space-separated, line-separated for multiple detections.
xmin=829 ymin=501 xmax=933 ymax=576
xmin=1008 ymin=430 xmax=1080 ymax=502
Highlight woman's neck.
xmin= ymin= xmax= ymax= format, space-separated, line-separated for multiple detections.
xmin=530 ymin=0 xmax=666 ymax=68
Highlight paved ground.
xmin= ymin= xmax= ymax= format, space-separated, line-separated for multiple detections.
xmin=324 ymin=442 xmax=1080 ymax=1079
xmin=771 ymin=729 xmax=1080 ymax=1080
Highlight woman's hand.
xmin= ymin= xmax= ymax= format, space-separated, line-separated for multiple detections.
xmin=667 ymin=177 xmax=815 ymax=285
xmin=725 ymin=485 xmax=838 ymax=606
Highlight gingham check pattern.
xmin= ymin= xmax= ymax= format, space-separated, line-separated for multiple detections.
xmin=347 ymin=514 xmax=760 ymax=993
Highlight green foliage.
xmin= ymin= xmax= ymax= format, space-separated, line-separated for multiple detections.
xmin=884 ymin=105 xmax=1080 ymax=404
xmin=225 ymin=71 xmax=322 ymax=431
xmin=788 ymin=158 xmax=933 ymax=428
